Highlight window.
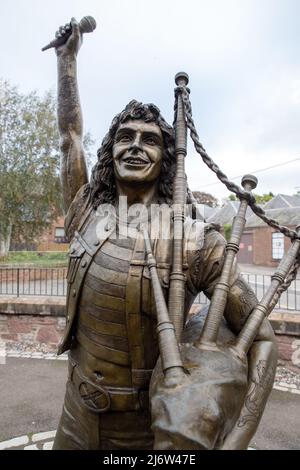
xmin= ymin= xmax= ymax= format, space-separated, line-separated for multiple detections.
xmin=272 ymin=232 xmax=284 ymax=260
xmin=55 ymin=227 xmax=67 ymax=243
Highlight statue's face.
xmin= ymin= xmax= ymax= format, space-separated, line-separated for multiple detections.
xmin=112 ymin=119 xmax=163 ymax=184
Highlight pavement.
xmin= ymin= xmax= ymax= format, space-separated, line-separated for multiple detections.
xmin=0 ymin=355 xmax=67 ymax=449
xmin=239 ymin=264 xmax=279 ymax=275
xmin=0 ymin=353 xmax=300 ymax=450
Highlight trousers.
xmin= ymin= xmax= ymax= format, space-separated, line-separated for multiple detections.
xmin=53 ymin=378 xmax=154 ymax=450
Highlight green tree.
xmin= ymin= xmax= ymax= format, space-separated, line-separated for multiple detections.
xmin=227 ymin=192 xmax=274 ymax=204
xmin=0 ymin=80 xmax=94 ymax=256
xmin=223 ymin=223 xmax=232 ymax=242
xmin=254 ymin=192 xmax=274 ymax=204
xmin=192 ymin=191 xmax=219 ymax=207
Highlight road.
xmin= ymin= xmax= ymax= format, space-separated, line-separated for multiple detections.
xmin=0 ymin=357 xmax=299 ymax=450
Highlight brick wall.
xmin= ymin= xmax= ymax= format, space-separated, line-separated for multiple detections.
xmin=251 ymin=226 xmax=293 ymax=267
xmin=36 ymin=243 xmax=68 ymax=252
xmin=276 ymin=335 xmax=300 ymax=367
xmin=0 ymin=314 xmax=65 ymax=354
xmin=0 ymin=298 xmax=66 ymax=354
xmin=1 ymin=300 xmax=300 ymax=367
xmin=37 ymin=216 xmax=68 ymax=252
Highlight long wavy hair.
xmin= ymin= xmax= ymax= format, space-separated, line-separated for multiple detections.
xmin=89 ymin=100 xmax=176 ymax=208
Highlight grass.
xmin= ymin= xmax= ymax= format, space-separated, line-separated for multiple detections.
xmin=0 ymin=251 xmax=68 ymax=267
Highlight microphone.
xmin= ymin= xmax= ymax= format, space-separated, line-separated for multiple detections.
xmin=41 ymin=16 xmax=96 ymax=51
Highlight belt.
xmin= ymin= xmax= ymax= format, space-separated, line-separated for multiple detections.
xmin=70 ymin=362 xmax=149 ymax=414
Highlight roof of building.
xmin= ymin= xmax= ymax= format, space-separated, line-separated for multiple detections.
xmin=246 ymin=206 xmax=300 ymax=228
xmin=263 ymin=194 xmax=300 ymax=210
xmin=207 ymin=200 xmax=254 ymax=225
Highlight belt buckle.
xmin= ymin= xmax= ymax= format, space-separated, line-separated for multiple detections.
xmin=78 ymin=376 xmax=111 ymax=414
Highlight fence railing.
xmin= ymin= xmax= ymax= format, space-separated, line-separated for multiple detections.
xmin=0 ymin=267 xmax=299 ymax=312
xmin=242 ymin=272 xmax=300 ymax=312
xmin=192 ymin=272 xmax=300 ymax=313
xmin=0 ymin=267 xmax=67 ymax=297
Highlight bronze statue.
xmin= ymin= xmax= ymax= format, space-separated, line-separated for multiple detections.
xmin=45 ymin=17 xmax=282 ymax=450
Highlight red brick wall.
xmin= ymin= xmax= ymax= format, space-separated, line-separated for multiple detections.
xmin=0 ymin=314 xmax=66 ymax=354
xmin=252 ymin=226 xmax=293 ymax=267
xmin=1 ymin=302 xmax=300 ymax=368
xmin=37 ymin=216 xmax=68 ymax=252
xmin=1 ymin=312 xmax=299 ymax=368
xmin=276 ymin=335 xmax=300 ymax=368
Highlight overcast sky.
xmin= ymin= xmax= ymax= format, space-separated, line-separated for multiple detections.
xmin=1 ymin=0 xmax=300 ymax=201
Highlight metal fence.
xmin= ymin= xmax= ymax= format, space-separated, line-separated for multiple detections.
xmin=0 ymin=267 xmax=67 ymax=297
xmin=242 ymin=272 xmax=300 ymax=312
xmin=0 ymin=267 xmax=299 ymax=312
xmin=192 ymin=272 xmax=300 ymax=312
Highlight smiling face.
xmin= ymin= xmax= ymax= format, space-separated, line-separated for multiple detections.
xmin=112 ymin=119 xmax=163 ymax=184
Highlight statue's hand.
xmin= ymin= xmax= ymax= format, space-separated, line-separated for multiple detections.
xmin=55 ymin=17 xmax=82 ymax=57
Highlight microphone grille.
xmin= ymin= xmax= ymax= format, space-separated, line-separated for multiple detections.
xmin=79 ymin=16 xmax=97 ymax=33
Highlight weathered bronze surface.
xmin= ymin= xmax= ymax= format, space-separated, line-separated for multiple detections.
xmin=47 ymin=17 xmax=281 ymax=450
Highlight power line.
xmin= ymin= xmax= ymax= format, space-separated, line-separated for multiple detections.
xmin=199 ymin=157 xmax=300 ymax=188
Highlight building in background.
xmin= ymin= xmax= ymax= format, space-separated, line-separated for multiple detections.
xmin=207 ymin=200 xmax=254 ymax=226
xmin=239 ymin=195 xmax=300 ymax=266
xmin=36 ymin=216 xmax=68 ymax=252
xmin=9 ymin=194 xmax=300 ymax=261
xmin=207 ymin=194 xmax=300 ymax=267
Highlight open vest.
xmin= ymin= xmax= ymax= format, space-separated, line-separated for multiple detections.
xmin=58 ymin=205 xmax=204 ymax=391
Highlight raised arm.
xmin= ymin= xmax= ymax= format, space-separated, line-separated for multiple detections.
xmin=55 ymin=18 xmax=88 ymax=212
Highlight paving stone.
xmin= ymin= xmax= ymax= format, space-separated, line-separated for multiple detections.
xmin=274 ymin=385 xmax=288 ymax=392
xmin=2 ymin=350 xmax=68 ymax=361
xmin=278 ymin=381 xmax=293 ymax=388
xmin=284 ymin=383 xmax=297 ymax=389
xmin=0 ymin=435 xmax=29 ymax=450
xmin=47 ymin=353 xmax=58 ymax=360
xmin=31 ymin=352 xmax=44 ymax=358
xmin=32 ymin=430 xmax=56 ymax=442
xmin=24 ymin=444 xmax=39 ymax=450
xmin=43 ymin=441 xmax=54 ymax=450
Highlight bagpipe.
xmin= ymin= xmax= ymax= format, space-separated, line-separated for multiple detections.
xmin=145 ymin=73 xmax=300 ymax=450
